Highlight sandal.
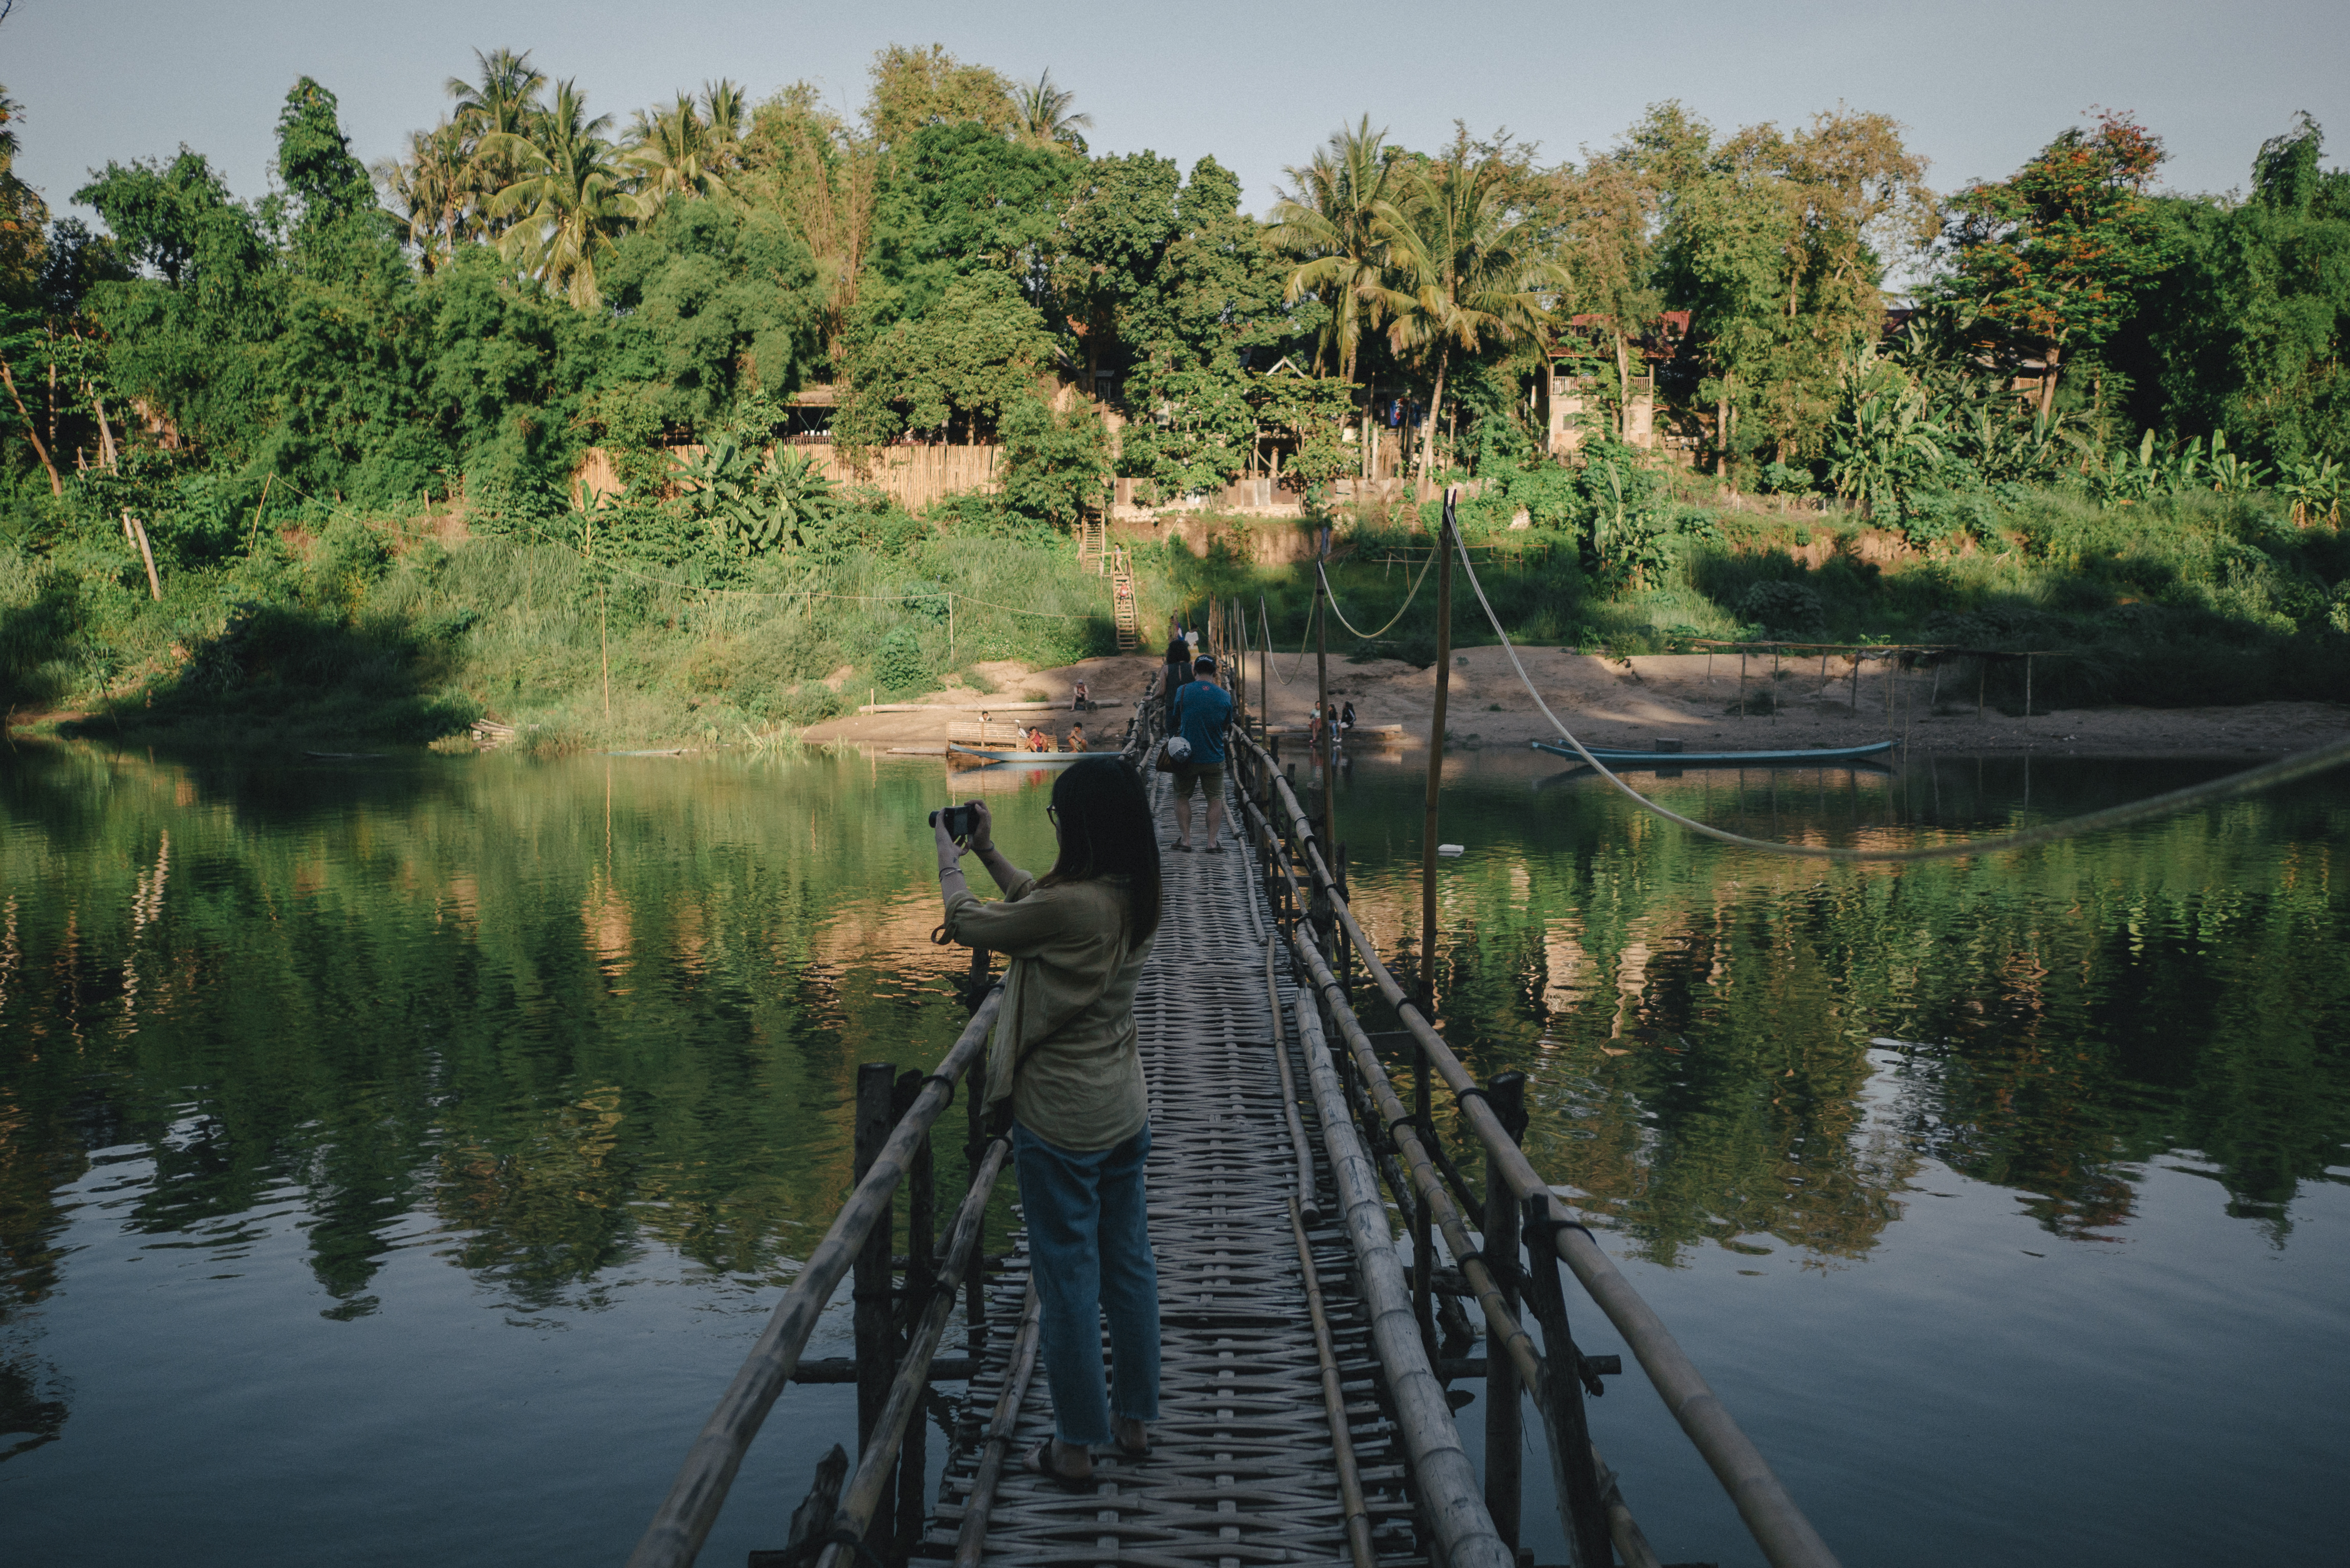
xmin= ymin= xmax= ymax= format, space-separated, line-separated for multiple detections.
xmin=1204 ymin=843 xmax=1224 ymax=854
xmin=1113 ymin=1418 xmax=1150 ymax=1459
xmin=1169 ymin=841 xmax=1192 ymax=852
xmin=1021 ymin=1438 xmax=1093 ymax=1490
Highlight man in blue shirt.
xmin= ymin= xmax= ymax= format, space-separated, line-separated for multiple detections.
xmin=1168 ymin=656 xmax=1233 ymax=852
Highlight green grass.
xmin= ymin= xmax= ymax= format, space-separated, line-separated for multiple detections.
xmin=6 ymin=481 xmax=2346 ymax=747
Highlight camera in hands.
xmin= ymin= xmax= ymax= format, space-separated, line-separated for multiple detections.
xmin=931 ymin=804 xmax=977 ymax=841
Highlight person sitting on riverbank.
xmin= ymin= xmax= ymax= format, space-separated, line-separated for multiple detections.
xmin=1168 ymin=655 xmax=1233 ymax=853
xmin=933 ymin=761 xmax=1163 ymax=1485
xmin=1067 ymin=722 xmax=1087 ymax=751
xmin=1072 ymin=680 xmax=1090 ymax=712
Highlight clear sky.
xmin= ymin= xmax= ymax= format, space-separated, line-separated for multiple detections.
xmin=5 ymin=0 xmax=2344 ymax=224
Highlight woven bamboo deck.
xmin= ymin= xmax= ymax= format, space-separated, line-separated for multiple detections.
xmin=926 ymin=767 xmax=1430 ymax=1567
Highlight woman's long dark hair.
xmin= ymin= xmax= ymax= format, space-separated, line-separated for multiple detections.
xmin=1039 ymin=757 xmax=1162 ymax=945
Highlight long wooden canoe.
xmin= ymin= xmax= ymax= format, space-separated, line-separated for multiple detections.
xmin=1530 ymin=738 xmax=1898 ymax=765
xmin=948 ymin=743 xmax=1097 ymax=766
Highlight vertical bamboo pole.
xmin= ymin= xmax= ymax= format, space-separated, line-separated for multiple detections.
xmin=1415 ymin=490 xmax=1456 ymax=1350
xmin=1523 ymin=1195 xmax=1616 ymax=1568
xmin=1258 ymin=597 xmax=1270 ymax=739
xmin=896 ymin=1069 xmax=933 ymax=1553
xmin=852 ymin=1062 xmax=899 ymax=1552
xmin=2025 ymin=654 xmax=2033 ymax=718
xmin=1315 ymin=542 xmax=1334 ymax=865
xmin=1483 ymin=1071 xmax=1530 ymax=1551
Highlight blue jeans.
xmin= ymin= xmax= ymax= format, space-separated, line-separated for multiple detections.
xmin=1013 ymin=1121 xmax=1162 ymax=1446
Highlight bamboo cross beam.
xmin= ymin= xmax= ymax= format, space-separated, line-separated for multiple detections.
xmin=626 ymin=987 xmax=1004 ymax=1568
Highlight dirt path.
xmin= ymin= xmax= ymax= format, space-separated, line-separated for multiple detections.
xmin=803 ymin=648 xmax=2350 ymax=760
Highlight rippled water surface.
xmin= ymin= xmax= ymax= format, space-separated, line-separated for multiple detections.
xmin=3 ymin=741 xmax=2345 ymax=1566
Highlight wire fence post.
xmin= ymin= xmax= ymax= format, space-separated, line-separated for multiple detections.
xmin=1524 ymin=1195 xmax=1616 ymax=1568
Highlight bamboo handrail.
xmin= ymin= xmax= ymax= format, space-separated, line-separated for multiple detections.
xmin=1265 ymin=930 xmax=1321 ymax=1225
xmin=1291 ymin=987 xmax=1516 ymax=1568
xmin=626 ymin=988 xmax=1005 ymax=1568
xmin=1288 ymin=1194 xmax=1378 ymax=1568
xmin=1238 ymin=732 xmax=1842 ymax=1568
xmin=814 ymin=1132 xmax=1017 ymax=1568
xmin=1281 ymin=911 xmax=1662 ymax=1568
xmin=950 ymin=1282 xmax=1043 ymax=1568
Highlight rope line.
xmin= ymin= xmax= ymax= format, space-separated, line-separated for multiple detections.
xmin=1447 ymin=523 xmax=2350 ymax=862
xmin=1315 ymin=550 xmax=1437 ymax=642
xmin=1260 ymin=595 xmax=1318 ymax=686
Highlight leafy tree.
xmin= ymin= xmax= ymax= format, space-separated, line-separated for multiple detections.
xmin=375 ymin=120 xmax=472 ymax=273
xmin=999 ymin=393 xmax=1109 ymax=527
xmin=1550 ymin=149 xmax=1660 ymax=437
xmin=1946 ymin=111 xmax=2165 ymax=419
xmin=840 ymin=268 xmax=1055 ymax=446
xmin=443 ymin=47 xmax=548 ymax=242
xmin=863 ymin=43 xmax=1014 ymax=153
xmin=276 ymin=78 xmax=402 ymax=284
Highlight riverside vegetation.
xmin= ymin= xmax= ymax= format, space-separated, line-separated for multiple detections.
xmin=3 ymin=49 xmax=2348 ymax=744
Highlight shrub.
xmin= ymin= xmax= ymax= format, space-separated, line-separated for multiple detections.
xmin=1737 ymin=580 xmax=1826 ymax=638
xmin=873 ymin=624 xmax=932 ymax=693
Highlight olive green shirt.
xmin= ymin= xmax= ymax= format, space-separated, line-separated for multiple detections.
xmin=943 ymin=874 xmax=1151 ymax=1152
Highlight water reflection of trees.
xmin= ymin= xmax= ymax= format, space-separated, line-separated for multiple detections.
xmin=0 ymin=746 xmax=994 ymax=1326
xmin=1337 ymin=761 xmax=2349 ymax=1262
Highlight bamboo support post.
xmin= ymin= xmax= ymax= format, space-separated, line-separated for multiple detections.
xmin=1483 ymin=1073 xmax=1527 ymax=1551
xmin=1232 ymin=736 xmax=1840 ymax=1568
xmin=816 ymin=1133 xmax=1016 ymax=1568
xmin=1289 ymin=1194 xmax=1379 ymax=1568
xmin=852 ymin=1064 xmax=900 ymax=1551
xmin=626 ymin=990 xmax=1001 ymax=1568
xmin=1521 ymin=1190 xmax=1617 ymax=1568
xmin=950 ymin=1282 xmax=1042 ymax=1568
xmin=1415 ymin=491 xmax=1456 ymax=1351
xmin=894 ymin=1068 xmax=936 ymax=1553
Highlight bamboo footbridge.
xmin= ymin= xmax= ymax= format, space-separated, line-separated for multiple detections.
xmin=627 ymin=682 xmax=1841 ymax=1568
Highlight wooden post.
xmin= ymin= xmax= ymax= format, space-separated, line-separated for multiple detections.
xmin=1523 ymin=1195 xmax=1616 ymax=1568
xmin=2025 ymin=653 xmax=2033 ymax=718
xmin=1415 ymin=489 xmax=1457 ymax=1350
xmin=851 ymin=1062 xmax=899 ymax=1548
xmin=126 ymin=513 xmax=162 ymax=601
xmin=1849 ymin=648 xmax=1860 ymax=713
xmin=1977 ymin=658 xmax=1987 ymax=720
xmin=1737 ymin=650 xmax=1747 ymax=718
xmin=893 ymin=1068 xmax=935 ymax=1552
xmin=1483 ymin=1072 xmax=1530 ymax=1552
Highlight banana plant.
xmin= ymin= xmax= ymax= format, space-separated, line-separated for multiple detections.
xmin=2203 ymin=430 xmax=2270 ymax=494
xmin=1827 ymin=350 xmax=1946 ymax=520
xmin=2279 ymin=455 xmax=2343 ymax=527
xmin=669 ymin=440 xmax=841 ymax=554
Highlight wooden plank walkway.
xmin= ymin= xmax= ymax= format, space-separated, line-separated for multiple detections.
xmin=926 ymin=767 xmax=1429 ymax=1566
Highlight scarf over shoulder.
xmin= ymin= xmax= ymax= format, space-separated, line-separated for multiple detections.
xmin=942 ymin=874 xmax=1152 ymax=1152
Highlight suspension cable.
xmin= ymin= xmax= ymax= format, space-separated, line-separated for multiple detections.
xmin=1262 ymin=594 xmax=1317 ymax=686
xmin=1315 ymin=549 xmax=1438 ymax=641
xmin=1447 ymin=526 xmax=2350 ymax=863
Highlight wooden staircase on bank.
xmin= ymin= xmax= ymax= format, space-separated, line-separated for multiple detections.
xmin=1109 ymin=545 xmax=1138 ymax=651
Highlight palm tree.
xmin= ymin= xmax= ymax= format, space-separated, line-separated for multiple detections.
xmin=446 ymin=47 xmax=547 ymax=239
xmin=1388 ymin=136 xmax=1568 ymax=476
xmin=485 ymin=79 xmax=630 ymax=310
xmin=1266 ymin=118 xmax=1413 ymax=387
xmin=1014 ymin=70 xmax=1091 ymax=151
xmin=624 ymin=81 xmax=745 ymax=218
xmin=374 ymin=120 xmax=469 ymax=271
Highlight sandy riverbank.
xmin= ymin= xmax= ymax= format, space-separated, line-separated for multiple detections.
xmin=802 ymin=648 xmax=2350 ymax=760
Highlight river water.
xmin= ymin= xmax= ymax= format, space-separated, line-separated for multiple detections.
xmin=2 ymin=742 xmax=2344 ymax=1566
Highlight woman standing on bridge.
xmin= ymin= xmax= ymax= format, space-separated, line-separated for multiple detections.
xmin=934 ymin=757 xmax=1164 ymax=1486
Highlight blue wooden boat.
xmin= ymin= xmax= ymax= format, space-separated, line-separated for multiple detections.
xmin=948 ymin=743 xmax=1095 ymax=766
xmin=1530 ymin=738 xmax=1898 ymax=766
